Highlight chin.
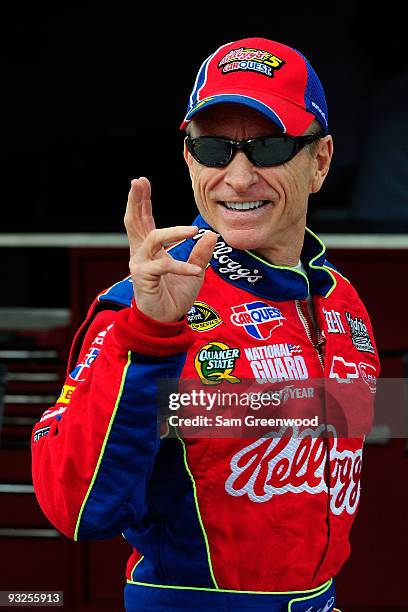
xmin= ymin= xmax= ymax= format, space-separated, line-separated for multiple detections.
xmin=220 ymin=228 xmax=265 ymax=251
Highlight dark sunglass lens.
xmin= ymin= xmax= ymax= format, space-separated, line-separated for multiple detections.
xmin=250 ymin=137 xmax=296 ymax=166
xmin=191 ymin=138 xmax=231 ymax=166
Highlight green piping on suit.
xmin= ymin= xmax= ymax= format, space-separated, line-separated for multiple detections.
xmin=176 ymin=432 xmax=219 ymax=589
xmin=74 ymin=352 xmax=132 ymax=541
xmin=126 ymin=577 xmax=333 ymax=597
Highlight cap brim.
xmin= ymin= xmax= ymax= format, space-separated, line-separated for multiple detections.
xmin=180 ymin=92 xmax=316 ymax=136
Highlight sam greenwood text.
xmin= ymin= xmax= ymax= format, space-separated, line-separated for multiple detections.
xmin=167 ymin=415 xmax=320 ymax=428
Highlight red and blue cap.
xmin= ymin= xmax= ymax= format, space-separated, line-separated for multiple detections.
xmin=180 ymin=37 xmax=328 ymax=136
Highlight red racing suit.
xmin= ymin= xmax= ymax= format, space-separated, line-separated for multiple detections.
xmin=31 ymin=215 xmax=379 ymax=611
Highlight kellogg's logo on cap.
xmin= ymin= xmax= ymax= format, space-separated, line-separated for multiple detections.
xmin=218 ymin=47 xmax=285 ymax=78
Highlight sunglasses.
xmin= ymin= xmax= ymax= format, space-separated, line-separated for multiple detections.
xmin=185 ymin=134 xmax=321 ymax=168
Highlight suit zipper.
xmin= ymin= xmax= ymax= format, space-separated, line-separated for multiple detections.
xmin=296 ymin=299 xmax=333 ymax=584
xmin=295 ymin=300 xmax=324 ymax=371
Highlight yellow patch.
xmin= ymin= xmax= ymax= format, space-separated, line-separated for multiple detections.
xmin=57 ymin=385 xmax=76 ymax=404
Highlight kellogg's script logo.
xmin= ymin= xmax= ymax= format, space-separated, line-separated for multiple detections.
xmin=218 ymin=47 xmax=285 ymax=78
xmin=193 ymin=229 xmax=263 ymax=284
xmin=225 ymin=425 xmax=362 ymax=515
xmin=345 ymin=312 xmax=374 ymax=354
xmin=187 ymin=301 xmax=222 ymax=332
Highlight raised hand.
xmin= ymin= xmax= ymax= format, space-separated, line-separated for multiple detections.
xmin=124 ymin=177 xmax=218 ymax=323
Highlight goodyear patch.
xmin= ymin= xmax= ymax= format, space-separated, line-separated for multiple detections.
xmin=187 ymin=301 xmax=222 ymax=332
xmin=194 ymin=341 xmax=240 ymax=385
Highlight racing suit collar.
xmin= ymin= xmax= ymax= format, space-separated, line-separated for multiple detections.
xmin=190 ymin=214 xmax=336 ymax=301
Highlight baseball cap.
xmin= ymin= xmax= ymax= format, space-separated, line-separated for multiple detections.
xmin=180 ymin=37 xmax=328 ymax=136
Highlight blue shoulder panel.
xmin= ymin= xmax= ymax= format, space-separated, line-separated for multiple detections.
xmin=98 ymin=276 xmax=134 ymax=308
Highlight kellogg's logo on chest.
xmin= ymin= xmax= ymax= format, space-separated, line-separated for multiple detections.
xmin=230 ymin=301 xmax=285 ymax=340
xmin=225 ymin=425 xmax=362 ymax=516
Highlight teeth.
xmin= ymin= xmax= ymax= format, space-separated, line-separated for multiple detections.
xmin=223 ymin=200 xmax=266 ymax=210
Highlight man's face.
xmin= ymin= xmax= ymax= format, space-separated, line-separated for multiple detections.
xmin=184 ymin=104 xmax=332 ymax=254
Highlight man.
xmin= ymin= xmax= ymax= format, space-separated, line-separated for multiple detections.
xmin=32 ymin=38 xmax=379 ymax=611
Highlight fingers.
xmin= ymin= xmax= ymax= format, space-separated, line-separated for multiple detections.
xmin=138 ymin=225 xmax=200 ymax=260
xmin=187 ymin=231 xmax=218 ymax=271
xmin=125 ymin=177 xmax=218 ymax=273
xmin=124 ymin=177 xmax=156 ymax=256
xmin=133 ymin=258 xmax=203 ymax=279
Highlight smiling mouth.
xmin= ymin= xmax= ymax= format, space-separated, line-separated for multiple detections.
xmin=219 ymin=200 xmax=271 ymax=211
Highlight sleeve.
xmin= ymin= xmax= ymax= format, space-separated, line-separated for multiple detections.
xmin=31 ymin=301 xmax=195 ymax=541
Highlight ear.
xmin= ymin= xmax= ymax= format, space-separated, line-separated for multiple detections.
xmin=310 ymin=135 xmax=334 ymax=194
xmin=183 ymin=139 xmax=195 ymax=179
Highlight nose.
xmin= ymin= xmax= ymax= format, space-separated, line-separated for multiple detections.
xmin=223 ymin=151 xmax=258 ymax=192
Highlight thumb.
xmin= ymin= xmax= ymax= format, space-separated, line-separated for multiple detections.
xmin=187 ymin=231 xmax=218 ymax=271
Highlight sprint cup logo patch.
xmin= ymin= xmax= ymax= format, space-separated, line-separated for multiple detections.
xmin=218 ymin=47 xmax=285 ymax=78
xmin=195 ymin=341 xmax=240 ymax=385
xmin=187 ymin=301 xmax=222 ymax=332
